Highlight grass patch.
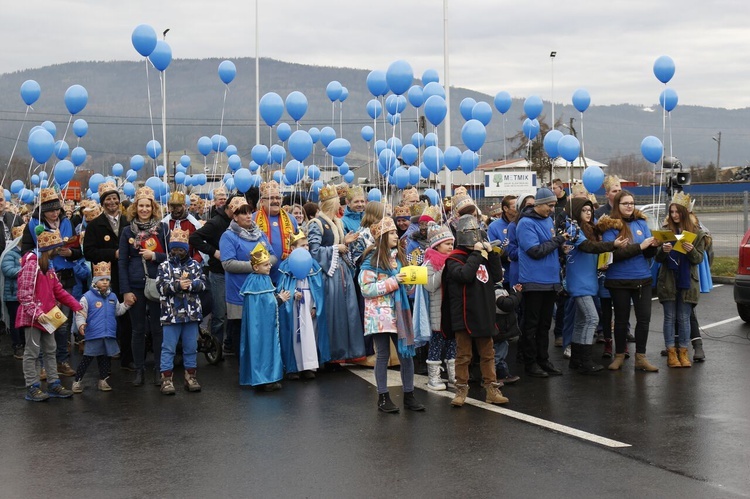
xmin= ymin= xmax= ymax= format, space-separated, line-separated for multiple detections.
xmin=712 ymin=256 xmax=738 ymax=277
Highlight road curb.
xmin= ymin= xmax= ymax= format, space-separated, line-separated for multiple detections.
xmin=712 ymin=275 xmax=735 ymax=284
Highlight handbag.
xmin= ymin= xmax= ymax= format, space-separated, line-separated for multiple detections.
xmin=141 ymin=258 xmax=160 ymax=302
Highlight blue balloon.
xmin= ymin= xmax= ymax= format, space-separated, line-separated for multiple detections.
xmin=386 ymin=137 xmax=403 ymax=156
xmin=30 ymin=175 xmax=39 ymax=186
xmin=224 ymin=145 xmax=237 ymax=158
xmin=424 ymin=133 xmax=438 ymax=147
xmin=3 ymin=189 xmax=9 ymax=202
xmin=307 ymin=164 xmax=321 ymax=180
xmin=582 ymin=165 xmax=605 ymax=193
xmin=28 ymin=129 xmax=55 ymax=164
xmin=131 ymin=24 xmax=157 ymax=57
xmin=249 ymin=161 xmax=260 ymax=172
xmin=558 ymin=135 xmax=581 ymax=162
xmin=366 ymin=99 xmax=382 ymax=119
xmin=543 ymin=130 xmax=564 ymax=158
xmin=145 ymin=176 xmax=163 ymax=196
xmin=494 ymin=91 xmax=512 ymax=114
xmin=423 ymin=146 xmax=444 ymax=174
xmin=218 ymin=60 xmax=237 ymax=84
xmin=386 ymin=60 xmax=413 ymax=96
xmin=407 ymin=85 xmax=424 ymax=108
xmin=73 ymin=119 xmax=88 ymax=138
xmin=234 ymin=168 xmax=252 ymax=193
xmin=401 ymin=143 xmax=418 ymax=165
xmin=64 ymin=84 xmax=88 ymax=115
xmin=285 ymin=91 xmax=308 ymax=121
xmin=653 ymin=55 xmax=675 ymax=84
xmin=39 ymin=171 xmax=48 ymax=180
xmin=385 ymin=95 xmax=398 ymax=115
xmin=422 ymin=69 xmax=440 ymax=85
xmin=394 ymin=167 xmax=410 ymax=189
xmin=270 ymin=144 xmax=286 ymax=164
xmin=366 ymin=70 xmax=389 ymax=97
xmin=277 ymin=122 xmax=292 ymax=142
xmin=333 ymin=155 xmax=346 ymax=167
xmin=444 ymin=146 xmax=462 ymax=171
xmin=148 ymin=40 xmax=172 ymax=71
xmin=308 ymin=127 xmax=321 ymax=144
xmin=522 ymin=118 xmax=540 ymax=140
xmin=272 ymin=170 xmax=283 ymax=184
xmin=70 ymin=146 xmax=86 ymax=166
xmin=41 ymin=121 xmax=56 ymax=138
xmin=461 ymin=119 xmax=487 ymax=152
xmin=123 ymin=182 xmax=136 ymax=197
xmin=408 ymin=165 xmax=420 ymax=186
xmin=367 ymin=188 xmax=382 ymax=202
xmin=228 ymin=154 xmax=242 ymax=171
xmin=197 ymin=136 xmax=213 ymax=156
xmin=125 ymin=168 xmax=138 ymax=181
xmin=524 ymin=95 xmax=543 ymax=120
xmin=378 ymin=149 xmax=398 ymax=172
xmin=572 ymin=88 xmax=591 ymax=113
xmin=420 ymin=163 xmax=430 ymax=179
xmin=460 ymin=150 xmax=479 ymax=174
xmin=251 ymin=144 xmax=269 ymax=165
xmin=39 ymin=180 xmax=48 ymax=189
xmin=88 ymin=173 xmax=105 ymax=192
xmin=422 ymin=81 xmax=445 ymax=101
xmin=343 ymin=171 xmax=355 ymax=183
xmin=326 ymin=81 xmax=343 ymax=102
xmin=424 ymin=188 xmax=439 ymax=206
xmin=320 ymin=127 xmax=336 ymax=148
xmin=146 ymin=140 xmax=162 ymax=159
xmin=387 ymin=113 xmax=401 ymax=126
xmin=361 ymin=125 xmax=374 ymax=142
xmin=211 ymin=134 xmax=228 ymax=153
xmin=289 ymin=130 xmax=313 ymax=161
xmin=640 ymin=136 xmax=663 ymax=164
xmin=130 ymin=154 xmax=145 ymax=171
xmin=338 ymin=163 xmax=350 ymax=176
xmin=339 ymin=87 xmax=349 ymax=102
xmin=327 ymin=138 xmax=351 ymax=157
xmin=259 ymin=92 xmax=284 ymax=126
xmin=20 ymin=188 xmax=35 ymax=204
xmin=460 ymin=98 xmax=477 ymax=121
xmin=156 ymin=164 xmax=166 ymax=177
xmin=288 ymin=248 xmax=313 ymax=280
xmin=424 ymin=95 xmax=447 ymax=126
xmin=411 ymin=133 xmax=424 ymax=148
xmin=20 ymin=80 xmax=41 ymax=106
xmin=249 ymin=174 xmax=262 ymax=188
xmin=180 ymin=155 xmax=191 ymax=168
xmin=659 ymin=88 xmax=678 ymax=112
xmin=472 ymin=101 xmax=493 ymax=126
xmin=10 ymin=180 xmax=24 ymax=195
xmin=375 ymin=140 xmax=387 ymax=156
xmin=112 ymin=163 xmax=124 ymax=176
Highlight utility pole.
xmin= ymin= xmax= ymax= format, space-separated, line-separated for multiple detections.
xmin=713 ymin=131 xmax=722 ymax=181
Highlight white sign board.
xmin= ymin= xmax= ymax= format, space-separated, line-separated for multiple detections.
xmin=484 ymin=171 xmax=537 ymax=197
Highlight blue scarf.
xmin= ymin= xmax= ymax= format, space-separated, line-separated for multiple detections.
xmin=665 ymin=250 xmax=691 ymax=290
xmin=359 ymin=251 xmax=415 ymax=358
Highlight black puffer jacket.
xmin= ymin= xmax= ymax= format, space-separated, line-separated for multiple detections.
xmin=441 ymin=247 xmax=503 ymax=339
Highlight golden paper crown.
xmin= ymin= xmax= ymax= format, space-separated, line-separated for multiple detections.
xmin=453 ymin=186 xmax=468 ymax=197
xmin=670 ymin=191 xmax=692 ymax=210
xmin=11 ymin=224 xmax=25 ymax=240
xmin=169 ymin=191 xmax=186 ymax=205
xmin=489 ymin=203 xmax=504 ymax=217
xmin=170 ymin=227 xmax=190 ymax=246
xmin=570 ymin=180 xmax=588 ymax=197
xmin=93 ymin=261 xmax=111 ymax=278
xmin=371 ymin=217 xmax=397 ymax=239
xmin=260 ymin=180 xmax=281 ymax=198
xmin=83 ymin=204 xmax=102 ymax=222
xmin=346 ymin=186 xmax=365 ymax=201
xmin=98 ymin=181 xmax=119 ymax=200
xmin=37 ymin=229 xmax=63 ymax=252
xmin=290 ymin=231 xmax=307 ymax=246
xmin=401 ymin=187 xmax=419 ymax=203
xmin=39 ymin=188 xmax=58 ymax=205
xmin=227 ymin=196 xmax=248 ymax=213
xmin=410 ymin=201 xmax=428 ymax=217
xmin=336 ymin=184 xmax=348 ymax=198
xmin=134 ymin=186 xmax=155 ymax=203
xmin=393 ymin=205 xmax=410 ymax=218
xmin=319 ymin=184 xmax=339 ymax=202
xmin=213 ymin=186 xmax=227 ymax=197
xmin=250 ymin=244 xmax=271 ymax=267
xmin=419 ymin=205 xmax=441 ymax=222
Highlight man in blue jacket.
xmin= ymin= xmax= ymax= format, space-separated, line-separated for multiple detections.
xmin=516 ymin=188 xmax=569 ymax=377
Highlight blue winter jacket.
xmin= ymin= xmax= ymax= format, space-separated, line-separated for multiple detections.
xmin=82 ymin=289 xmax=118 ymax=340
xmin=341 ymin=206 xmax=364 ymax=234
xmin=601 ymin=217 xmax=653 ymax=281
xmin=1 ymin=247 xmax=20 ymax=301
xmin=517 ymin=207 xmax=566 ymax=288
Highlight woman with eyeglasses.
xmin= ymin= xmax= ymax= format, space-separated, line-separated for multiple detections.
xmin=597 ymin=190 xmax=660 ymax=372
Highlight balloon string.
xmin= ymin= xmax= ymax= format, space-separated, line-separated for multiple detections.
xmin=61 ymin=115 xmax=73 ymax=201
xmin=145 ymin=58 xmax=157 ymax=155
xmin=2 ymin=106 xmax=30 ymax=190
xmin=502 ymin=115 xmax=507 ymax=163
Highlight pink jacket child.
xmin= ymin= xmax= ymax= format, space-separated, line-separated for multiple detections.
xmin=17 ymin=227 xmax=83 ymax=402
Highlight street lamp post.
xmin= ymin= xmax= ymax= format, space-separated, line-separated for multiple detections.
xmin=550 ymin=51 xmax=557 ymax=129
xmin=713 ymin=131 xmax=721 ymax=181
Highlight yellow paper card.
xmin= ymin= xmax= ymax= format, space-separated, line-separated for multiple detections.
xmin=400 ymin=266 xmax=428 ymax=285
xmin=673 ymin=231 xmax=697 ymax=254
xmin=651 ymin=230 xmax=677 ymax=243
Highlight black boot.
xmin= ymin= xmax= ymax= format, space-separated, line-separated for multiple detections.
xmin=577 ymin=344 xmax=604 ymax=374
xmin=692 ymin=338 xmax=705 ymax=362
xmin=377 ymin=392 xmax=399 ymax=413
xmin=568 ymin=343 xmax=582 ymax=370
xmin=133 ymin=368 xmax=144 ymax=387
xmin=403 ymin=391 xmax=425 ymax=411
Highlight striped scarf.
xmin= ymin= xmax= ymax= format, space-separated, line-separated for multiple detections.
xmin=255 ymin=208 xmax=295 ymax=259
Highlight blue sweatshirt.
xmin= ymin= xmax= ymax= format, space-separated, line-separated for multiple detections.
xmin=517 ymin=208 xmax=564 ymax=287
xmin=602 ymin=218 xmax=652 ymax=280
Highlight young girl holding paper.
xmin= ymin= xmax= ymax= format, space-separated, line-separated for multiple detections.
xmin=655 ymin=200 xmax=705 ymax=368
xmin=359 ymin=217 xmax=424 ymax=414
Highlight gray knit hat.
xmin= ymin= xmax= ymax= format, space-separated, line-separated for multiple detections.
xmin=535 ymin=187 xmax=556 ymax=205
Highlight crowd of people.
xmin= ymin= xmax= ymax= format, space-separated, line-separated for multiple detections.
xmin=2 ymin=174 xmax=712 ymax=410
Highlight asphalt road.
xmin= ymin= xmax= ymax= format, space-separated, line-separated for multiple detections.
xmin=0 ymin=284 xmax=748 ymax=498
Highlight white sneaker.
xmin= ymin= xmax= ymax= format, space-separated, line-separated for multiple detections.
xmin=72 ymin=381 xmax=83 ymax=394
xmin=98 ymin=378 xmax=112 ymax=392
xmin=563 ymin=345 xmax=572 ymax=359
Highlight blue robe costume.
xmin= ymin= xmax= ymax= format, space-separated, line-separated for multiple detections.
xmin=276 ymin=258 xmax=331 ymax=372
xmin=239 ymin=273 xmax=283 ymax=386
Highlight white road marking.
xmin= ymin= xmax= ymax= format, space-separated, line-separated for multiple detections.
xmin=701 ymin=316 xmax=742 ymax=329
xmin=348 ymin=367 xmax=631 ymax=449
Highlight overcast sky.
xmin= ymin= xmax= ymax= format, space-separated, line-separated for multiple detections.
xmin=3 ymin=0 xmax=749 ymax=109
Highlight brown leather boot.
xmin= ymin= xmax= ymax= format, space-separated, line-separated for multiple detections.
xmin=634 ymin=353 xmax=659 ymax=372
xmin=666 ymin=347 xmax=681 ymax=368
xmin=678 ymin=347 xmax=692 ymax=368
xmin=485 ymin=382 xmax=509 ymax=405
xmin=451 ymin=383 xmax=469 ymax=407
xmin=608 ymin=353 xmax=626 ymax=371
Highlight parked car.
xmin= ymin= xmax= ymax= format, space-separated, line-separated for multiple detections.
xmin=734 ymin=228 xmax=750 ymax=322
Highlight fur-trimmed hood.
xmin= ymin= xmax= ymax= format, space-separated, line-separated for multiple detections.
xmin=596 ymin=211 xmax=647 ymax=233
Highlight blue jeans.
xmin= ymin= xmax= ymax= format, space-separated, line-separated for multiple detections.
xmin=209 ymin=272 xmax=227 ymax=343
xmin=493 ymin=340 xmax=508 ymax=369
xmin=562 ymin=296 xmax=576 ymax=348
xmin=161 ymin=322 xmax=199 ymax=372
xmin=373 ymin=334 xmax=414 ymax=395
xmin=573 ymin=296 xmax=599 ymax=345
xmin=129 ymin=288 xmax=163 ymax=372
xmin=662 ymin=294 xmax=691 ymax=348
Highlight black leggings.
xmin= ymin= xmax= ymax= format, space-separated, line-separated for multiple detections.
xmin=609 ymin=285 xmax=652 ymax=354
xmin=75 ymin=355 xmax=112 ymax=381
